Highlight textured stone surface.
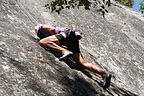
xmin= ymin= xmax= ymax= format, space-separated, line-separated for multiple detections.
xmin=0 ymin=0 xmax=144 ymax=95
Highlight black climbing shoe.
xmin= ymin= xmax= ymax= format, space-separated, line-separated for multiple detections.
xmin=103 ymin=74 xmax=112 ymax=89
xmin=59 ymin=51 xmax=73 ymax=61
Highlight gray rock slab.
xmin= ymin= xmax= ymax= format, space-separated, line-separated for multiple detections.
xmin=0 ymin=0 xmax=143 ymax=95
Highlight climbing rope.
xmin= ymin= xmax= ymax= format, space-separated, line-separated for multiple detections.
xmin=16 ymin=0 xmax=39 ymax=25
xmin=15 ymin=0 xmax=108 ymax=73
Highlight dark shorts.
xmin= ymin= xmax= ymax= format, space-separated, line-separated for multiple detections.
xmin=55 ymin=30 xmax=80 ymax=54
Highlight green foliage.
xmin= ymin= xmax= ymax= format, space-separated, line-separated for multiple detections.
xmin=139 ymin=0 xmax=144 ymax=13
xmin=45 ymin=0 xmax=91 ymax=14
xmin=115 ymin=0 xmax=133 ymax=7
xmin=45 ymin=0 xmax=111 ymax=15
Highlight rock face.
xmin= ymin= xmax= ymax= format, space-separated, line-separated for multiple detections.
xmin=0 ymin=0 xmax=144 ymax=96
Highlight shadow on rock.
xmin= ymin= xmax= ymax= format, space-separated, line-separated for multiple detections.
xmin=106 ymin=83 xmax=138 ymax=96
xmin=44 ymin=49 xmax=138 ymax=96
xmin=22 ymin=33 xmax=138 ymax=96
xmin=47 ymin=49 xmax=93 ymax=79
xmin=59 ymin=72 xmax=105 ymax=96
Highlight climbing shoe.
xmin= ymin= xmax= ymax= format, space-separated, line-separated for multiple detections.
xmin=103 ymin=74 xmax=112 ymax=89
xmin=59 ymin=51 xmax=73 ymax=61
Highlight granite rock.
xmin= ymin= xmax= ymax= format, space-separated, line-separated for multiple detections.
xmin=0 ymin=0 xmax=143 ymax=95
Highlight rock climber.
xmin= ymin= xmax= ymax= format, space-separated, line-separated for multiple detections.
xmin=35 ymin=24 xmax=111 ymax=88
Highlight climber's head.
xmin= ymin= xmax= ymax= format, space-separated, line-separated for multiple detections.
xmin=35 ymin=24 xmax=45 ymax=39
xmin=34 ymin=24 xmax=43 ymax=34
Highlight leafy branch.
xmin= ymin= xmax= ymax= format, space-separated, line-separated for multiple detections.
xmin=115 ymin=0 xmax=133 ymax=7
xmin=139 ymin=0 xmax=144 ymax=14
xmin=45 ymin=0 xmax=111 ymax=16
